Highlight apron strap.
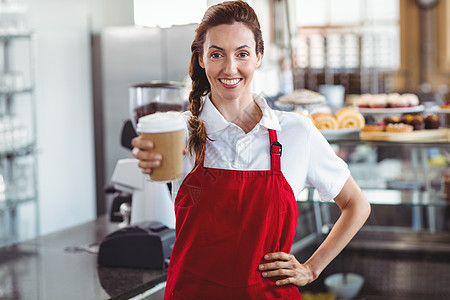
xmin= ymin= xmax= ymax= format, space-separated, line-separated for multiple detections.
xmin=268 ymin=129 xmax=282 ymax=172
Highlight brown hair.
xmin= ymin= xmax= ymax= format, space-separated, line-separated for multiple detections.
xmin=187 ymin=0 xmax=264 ymax=162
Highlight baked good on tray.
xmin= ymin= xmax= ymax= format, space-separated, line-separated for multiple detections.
xmin=410 ymin=119 xmax=425 ymax=130
xmin=278 ymin=89 xmax=326 ymax=105
xmin=356 ymin=93 xmax=419 ymax=108
xmin=312 ymin=113 xmax=338 ymax=130
xmin=424 ymin=115 xmax=441 ymax=129
xmin=385 ymin=123 xmax=414 ymax=132
xmin=383 ymin=116 xmax=400 ymax=125
xmin=335 ymin=107 xmax=365 ymax=129
xmin=400 ymin=114 xmax=424 ymax=130
xmin=362 ymin=124 xmax=384 ymax=132
xmin=311 ymin=107 xmax=365 ymax=130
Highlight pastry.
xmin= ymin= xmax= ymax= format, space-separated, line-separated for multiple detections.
xmin=312 ymin=113 xmax=338 ymax=130
xmin=369 ymin=94 xmax=388 ymax=108
xmin=387 ymin=93 xmax=409 ymax=108
xmin=400 ymin=114 xmax=415 ymax=124
xmin=385 ymin=123 xmax=413 ymax=132
xmin=410 ymin=119 xmax=425 ymax=130
xmin=383 ymin=116 xmax=400 ymax=125
xmin=355 ymin=93 xmax=420 ymax=108
xmin=362 ymin=124 xmax=384 ymax=132
xmin=424 ymin=115 xmax=440 ymax=129
xmin=335 ymin=107 xmax=365 ymax=129
xmin=356 ymin=94 xmax=372 ymax=108
xmin=400 ymin=114 xmax=424 ymax=130
xmin=278 ymin=89 xmax=326 ymax=105
xmin=402 ymin=93 xmax=419 ymax=107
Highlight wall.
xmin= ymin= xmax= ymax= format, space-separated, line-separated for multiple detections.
xmin=24 ymin=0 xmax=275 ymax=236
xmin=27 ymin=0 xmax=94 ymax=235
xmin=26 ymin=0 xmax=134 ymax=235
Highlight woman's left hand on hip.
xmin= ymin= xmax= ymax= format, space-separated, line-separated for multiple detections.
xmin=259 ymin=252 xmax=314 ymax=287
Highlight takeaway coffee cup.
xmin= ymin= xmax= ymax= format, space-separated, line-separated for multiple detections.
xmin=137 ymin=112 xmax=185 ymax=182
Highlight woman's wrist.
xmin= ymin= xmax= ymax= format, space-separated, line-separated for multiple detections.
xmin=302 ymin=260 xmax=322 ymax=282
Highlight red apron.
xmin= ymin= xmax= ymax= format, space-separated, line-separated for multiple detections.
xmin=165 ymin=129 xmax=300 ymax=299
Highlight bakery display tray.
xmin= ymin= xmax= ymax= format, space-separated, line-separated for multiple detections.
xmin=320 ymin=128 xmax=361 ymax=141
xmin=357 ymin=105 xmax=424 ymax=114
xmin=360 ymin=128 xmax=449 ymax=142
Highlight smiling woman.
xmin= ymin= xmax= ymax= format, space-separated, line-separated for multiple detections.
xmin=131 ymin=1 xmax=370 ymax=299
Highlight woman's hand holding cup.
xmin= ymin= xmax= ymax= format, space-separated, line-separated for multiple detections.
xmin=133 ymin=111 xmax=186 ymax=181
xmin=131 ymin=136 xmax=163 ymax=175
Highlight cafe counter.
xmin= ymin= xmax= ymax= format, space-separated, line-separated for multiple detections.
xmin=0 ymin=215 xmax=167 ymax=300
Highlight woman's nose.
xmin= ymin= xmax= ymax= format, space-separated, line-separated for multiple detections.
xmin=224 ymin=57 xmax=237 ymax=75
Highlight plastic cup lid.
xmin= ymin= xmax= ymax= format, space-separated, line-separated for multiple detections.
xmin=137 ymin=111 xmax=185 ymax=133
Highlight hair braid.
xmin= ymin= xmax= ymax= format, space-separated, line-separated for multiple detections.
xmin=187 ymin=52 xmax=210 ymax=163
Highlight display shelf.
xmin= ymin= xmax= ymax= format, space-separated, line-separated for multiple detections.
xmin=0 ymin=19 xmax=38 ymax=247
xmin=0 ymin=87 xmax=34 ymax=96
xmin=357 ymin=105 xmax=425 ymax=114
xmin=347 ymin=226 xmax=450 ymax=253
xmin=0 ymin=142 xmax=36 ymax=158
xmin=324 ymin=136 xmax=450 ymax=147
xmin=298 ymin=188 xmax=449 ymax=207
xmin=0 ymin=197 xmax=36 ymax=211
xmin=0 ymin=32 xmax=33 ymax=40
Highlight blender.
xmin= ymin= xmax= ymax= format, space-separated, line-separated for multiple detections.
xmin=98 ymin=81 xmax=185 ymax=269
xmin=129 ymin=81 xmax=186 ymax=129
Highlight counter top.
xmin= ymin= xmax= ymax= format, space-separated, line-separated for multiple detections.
xmin=0 ymin=216 xmax=167 ymax=300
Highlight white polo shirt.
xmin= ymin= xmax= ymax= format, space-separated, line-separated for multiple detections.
xmin=172 ymin=94 xmax=350 ymax=202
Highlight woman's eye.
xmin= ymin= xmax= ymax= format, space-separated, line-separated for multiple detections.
xmin=211 ymin=52 xmax=222 ymax=59
xmin=238 ymin=52 xmax=249 ymax=58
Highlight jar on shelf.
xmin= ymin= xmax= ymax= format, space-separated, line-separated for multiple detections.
xmin=443 ymin=170 xmax=450 ymax=201
xmin=0 ymin=172 xmax=5 ymax=202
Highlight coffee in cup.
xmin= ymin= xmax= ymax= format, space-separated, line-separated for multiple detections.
xmin=137 ymin=112 xmax=185 ymax=182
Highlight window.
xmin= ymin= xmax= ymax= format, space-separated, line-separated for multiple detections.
xmin=133 ymin=0 xmax=206 ymax=28
xmin=293 ymin=0 xmax=400 ymax=93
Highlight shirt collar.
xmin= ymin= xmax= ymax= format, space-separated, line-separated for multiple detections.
xmin=199 ymin=93 xmax=281 ymax=134
xmin=253 ymin=93 xmax=282 ymax=131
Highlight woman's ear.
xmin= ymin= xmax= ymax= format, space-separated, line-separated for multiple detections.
xmin=256 ymin=53 xmax=262 ymax=68
xmin=198 ymin=55 xmax=205 ymax=68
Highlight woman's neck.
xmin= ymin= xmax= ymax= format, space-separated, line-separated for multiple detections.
xmin=210 ymin=93 xmax=262 ymax=134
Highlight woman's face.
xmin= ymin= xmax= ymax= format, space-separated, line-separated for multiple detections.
xmin=199 ymin=22 xmax=261 ymax=103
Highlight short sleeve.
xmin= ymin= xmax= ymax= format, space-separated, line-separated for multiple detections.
xmin=305 ymin=126 xmax=350 ymax=201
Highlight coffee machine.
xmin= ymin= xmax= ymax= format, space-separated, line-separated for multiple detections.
xmin=98 ymin=81 xmax=186 ymax=269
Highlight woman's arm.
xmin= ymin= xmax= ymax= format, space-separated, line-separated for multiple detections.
xmin=259 ymin=175 xmax=371 ymax=286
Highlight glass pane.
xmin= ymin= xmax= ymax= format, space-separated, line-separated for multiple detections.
xmin=296 ymin=0 xmax=327 ymax=26
xmin=329 ymin=0 xmax=362 ymax=25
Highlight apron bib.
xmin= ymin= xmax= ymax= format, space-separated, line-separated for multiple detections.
xmin=165 ymin=129 xmax=300 ymax=299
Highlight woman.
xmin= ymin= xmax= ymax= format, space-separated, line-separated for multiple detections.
xmin=131 ymin=1 xmax=371 ymax=299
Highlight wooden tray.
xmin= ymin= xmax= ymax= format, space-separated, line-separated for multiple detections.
xmin=360 ymin=128 xmax=449 ymax=143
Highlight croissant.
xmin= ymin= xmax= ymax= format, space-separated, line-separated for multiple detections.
xmin=335 ymin=107 xmax=365 ymax=129
xmin=312 ymin=113 xmax=338 ymax=130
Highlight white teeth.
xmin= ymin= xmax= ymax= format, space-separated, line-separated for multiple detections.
xmin=220 ymin=79 xmax=240 ymax=85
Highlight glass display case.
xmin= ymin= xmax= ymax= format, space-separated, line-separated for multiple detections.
xmin=292 ymin=131 xmax=450 ymax=254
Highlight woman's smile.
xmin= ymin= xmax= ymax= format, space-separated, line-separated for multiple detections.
xmin=219 ymin=78 xmax=242 ymax=88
